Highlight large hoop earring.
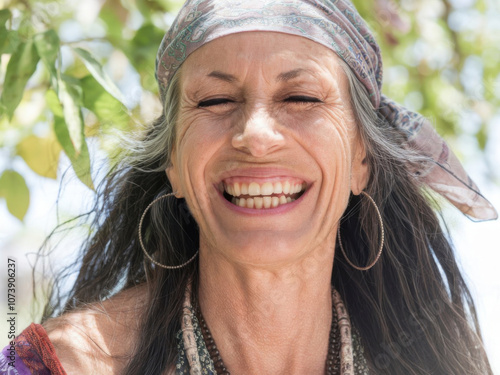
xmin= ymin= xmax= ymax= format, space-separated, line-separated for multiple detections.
xmin=138 ymin=193 xmax=199 ymax=269
xmin=337 ymin=191 xmax=384 ymax=271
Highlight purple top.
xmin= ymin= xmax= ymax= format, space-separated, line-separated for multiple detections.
xmin=0 ymin=324 xmax=66 ymax=375
xmin=0 ymin=345 xmax=31 ymax=375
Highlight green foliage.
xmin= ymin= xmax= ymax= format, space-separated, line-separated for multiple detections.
xmin=0 ymin=0 xmax=498 ymax=222
xmin=0 ymin=9 xmax=11 ymax=54
xmin=73 ymin=47 xmax=126 ymax=104
xmin=0 ymin=0 xmax=182 ymax=221
xmin=0 ymin=170 xmax=30 ymax=221
xmin=351 ymin=0 xmax=500 ymax=146
xmin=34 ymin=30 xmax=59 ymax=85
xmin=127 ymin=23 xmax=167 ymax=91
xmin=57 ymin=75 xmax=85 ymax=156
xmin=16 ymin=134 xmax=61 ymax=179
xmin=80 ymin=75 xmax=129 ymax=131
xmin=0 ymin=39 xmax=40 ymax=118
xmin=46 ymin=89 xmax=93 ymax=190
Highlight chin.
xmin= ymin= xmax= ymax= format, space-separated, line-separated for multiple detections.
xmin=213 ymin=230 xmax=316 ymax=266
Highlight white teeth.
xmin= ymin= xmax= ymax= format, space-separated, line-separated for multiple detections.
xmin=226 ymin=180 xmax=304 ymax=196
xmin=283 ymin=181 xmax=291 ymax=194
xmin=230 ymin=194 xmax=299 ymax=209
xmin=254 ymin=197 xmax=263 ymax=209
xmin=261 ymin=182 xmax=274 ymax=196
xmin=224 ymin=180 xmax=307 ymax=207
xmin=263 ymin=196 xmax=272 ymax=208
xmin=234 ymin=183 xmax=241 ymax=196
xmin=247 ymin=198 xmax=254 ymax=208
xmin=248 ymin=182 xmax=260 ymax=196
xmin=271 ymin=196 xmax=280 ymax=208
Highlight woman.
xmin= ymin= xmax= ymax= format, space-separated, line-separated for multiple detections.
xmin=2 ymin=0 xmax=497 ymax=374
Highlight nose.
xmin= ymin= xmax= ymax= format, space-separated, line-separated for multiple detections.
xmin=231 ymin=107 xmax=285 ymax=157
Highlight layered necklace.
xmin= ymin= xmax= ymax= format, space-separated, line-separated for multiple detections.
xmin=180 ymin=287 xmax=355 ymax=375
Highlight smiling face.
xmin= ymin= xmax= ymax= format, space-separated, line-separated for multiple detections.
xmin=167 ymin=32 xmax=369 ymax=267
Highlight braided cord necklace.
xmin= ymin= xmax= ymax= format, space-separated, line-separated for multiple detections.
xmin=182 ymin=287 xmax=354 ymax=375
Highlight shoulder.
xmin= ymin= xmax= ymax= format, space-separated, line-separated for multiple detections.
xmin=42 ymin=284 xmax=148 ymax=375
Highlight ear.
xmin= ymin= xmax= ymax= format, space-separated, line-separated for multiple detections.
xmin=351 ymin=138 xmax=369 ymax=196
xmin=166 ymin=153 xmax=183 ymax=198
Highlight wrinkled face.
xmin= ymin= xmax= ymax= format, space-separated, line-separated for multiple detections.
xmin=167 ymin=32 xmax=368 ymax=266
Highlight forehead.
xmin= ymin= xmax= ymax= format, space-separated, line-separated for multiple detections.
xmin=179 ymin=31 xmax=344 ymax=83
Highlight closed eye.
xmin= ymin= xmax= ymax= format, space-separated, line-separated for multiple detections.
xmin=198 ymin=98 xmax=235 ymax=107
xmin=284 ymin=96 xmax=322 ymax=103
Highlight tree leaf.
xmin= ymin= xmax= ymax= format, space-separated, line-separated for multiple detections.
xmin=73 ymin=47 xmax=126 ymax=104
xmin=46 ymin=89 xmax=63 ymax=117
xmin=100 ymin=0 xmax=127 ymax=44
xmin=126 ymin=23 xmax=165 ymax=92
xmin=55 ymin=115 xmax=94 ymax=190
xmin=80 ymin=75 xmax=130 ymax=130
xmin=57 ymin=75 xmax=84 ymax=155
xmin=34 ymin=30 xmax=60 ymax=85
xmin=0 ymin=9 xmax=10 ymax=26
xmin=0 ymin=9 xmax=10 ymax=55
xmin=0 ymin=170 xmax=30 ymax=221
xmin=0 ymin=39 xmax=40 ymax=119
xmin=16 ymin=134 xmax=61 ymax=179
xmin=477 ymin=125 xmax=487 ymax=151
xmin=46 ymin=90 xmax=94 ymax=190
xmin=1 ymin=30 xmax=20 ymax=55
xmin=0 ymin=27 xmax=7 ymax=57
xmin=135 ymin=0 xmax=177 ymax=16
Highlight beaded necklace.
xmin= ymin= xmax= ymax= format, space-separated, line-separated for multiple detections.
xmin=181 ymin=287 xmax=355 ymax=375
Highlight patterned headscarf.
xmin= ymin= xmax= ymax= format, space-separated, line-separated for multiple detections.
xmin=155 ymin=0 xmax=497 ymax=221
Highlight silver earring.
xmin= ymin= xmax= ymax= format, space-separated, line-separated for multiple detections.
xmin=138 ymin=193 xmax=199 ymax=269
xmin=337 ymin=191 xmax=384 ymax=271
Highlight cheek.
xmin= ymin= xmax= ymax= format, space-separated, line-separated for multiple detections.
xmin=287 ymin=108 xmax=355 ymax=212
xmin=285 ymin=107 xmax=355 ymax=165
xmin=315 ymin=125 xmax=352 ymax=186
xmin=174 ymin=114 xmax=231 ymax=195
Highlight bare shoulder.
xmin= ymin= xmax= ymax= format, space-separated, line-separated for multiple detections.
xmin=42 ymin=284 xmax=148 ymax=375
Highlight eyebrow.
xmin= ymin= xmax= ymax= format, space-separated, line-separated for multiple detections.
xmin=276 ymin=68 xmax=312 ymax=82
xmin=207 ymin=71 xmax=237 ymax=82
xmin=206 ymin=68 xmax=314 ymax=83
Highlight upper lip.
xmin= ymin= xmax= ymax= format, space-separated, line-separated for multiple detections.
xmin=217 ymin=167 xmax=310 ymax=183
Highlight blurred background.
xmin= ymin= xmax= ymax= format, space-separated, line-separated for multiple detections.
xmin=1 ymin=0 xmax=499 ymax=372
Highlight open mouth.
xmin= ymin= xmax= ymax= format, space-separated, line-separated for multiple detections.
xmin=221 ymin=180 xmax=307 ymax=209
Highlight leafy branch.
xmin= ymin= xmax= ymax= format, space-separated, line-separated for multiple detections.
xmin=0 ymin=1 xmax=168 ymax=221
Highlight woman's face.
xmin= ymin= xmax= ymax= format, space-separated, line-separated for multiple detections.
xmin=167 ymin=32 xmax=368 ymax=266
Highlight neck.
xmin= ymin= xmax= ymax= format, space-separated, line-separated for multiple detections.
xmin=197 ymin=239 xmax=335 ymax=374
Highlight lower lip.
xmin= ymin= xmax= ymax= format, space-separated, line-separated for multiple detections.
xmin=217 ymin=188 xmax=310 ymax=215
